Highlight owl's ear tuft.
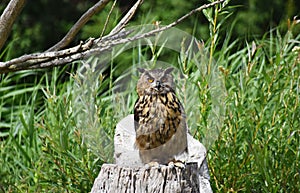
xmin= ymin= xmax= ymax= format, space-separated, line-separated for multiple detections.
xmin=165 ymin=67 xmax=174 ymax=74
xmin=138 ymin=68 xmax=146 ymax=74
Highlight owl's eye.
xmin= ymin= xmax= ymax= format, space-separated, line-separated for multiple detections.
xmin=148 ymin=78 xmax=154 ymax=83
xmin=161 ymin=78 xmax=167 ymax=82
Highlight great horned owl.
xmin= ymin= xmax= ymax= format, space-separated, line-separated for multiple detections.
xmin=134 ymin=67 xmax=188 ymax=165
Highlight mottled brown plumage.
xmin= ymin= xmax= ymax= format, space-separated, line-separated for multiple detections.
xmin=134 ymin=67 xmax=188 ymax=164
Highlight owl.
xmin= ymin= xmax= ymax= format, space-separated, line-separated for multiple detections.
xmin=134 ymin=67 xmax=188 ymax=165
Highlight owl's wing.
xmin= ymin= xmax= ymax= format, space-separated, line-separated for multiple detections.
xmin=133 ymin=98 xmax=140 ymax=132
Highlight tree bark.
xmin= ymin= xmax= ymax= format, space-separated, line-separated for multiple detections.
xmin=0 ymin=0 xmax=26 ymax=51
xmin=91 ymin=163 xmax=201 ymax=193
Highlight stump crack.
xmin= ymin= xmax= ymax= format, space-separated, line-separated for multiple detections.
xmin=162 ymin=167 xmax=168 ymax=192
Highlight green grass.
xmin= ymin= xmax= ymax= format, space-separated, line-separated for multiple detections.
xmin=0 ymin=66 xmax=104 ymax=192
xmin=208 ymin=30 xmax=300 ymax=192
xmin=0 ymin=4 xmax=299 ymax=193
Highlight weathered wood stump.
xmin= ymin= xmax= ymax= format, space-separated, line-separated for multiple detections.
xmin=91 ymin=115 xmax=212 ymax=193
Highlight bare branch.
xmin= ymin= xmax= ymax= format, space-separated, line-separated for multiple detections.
xmin=109 ymin=0 xmax=143 ymax=36
xmin=47 ymin=0 xmax=111 ymax=52
xmin=0 ymin=30 xmax=133 ymax=72
xmin=0 ymin=0 xmax=26 ymax=51
xmin=0 ymin=0 xmax=224 ymax=73
xmin=130 ymin=0 xmax=225 ymax=39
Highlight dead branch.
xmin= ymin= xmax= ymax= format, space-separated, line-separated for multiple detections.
xmin=0 ymin=0 xmax=225 ymax=73
xmin=47 ymin=0 xmax=112 ymax=52
xmin=123 ymin=0 xmax=225 ymax=42
xmin=108 ymin=0 xmax=144 ymax=36
xmin=0 ymin=0 xmax=26 ymax=51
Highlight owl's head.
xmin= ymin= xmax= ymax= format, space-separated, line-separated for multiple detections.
xmin=136 ymin=67 xmax=175 ymax=95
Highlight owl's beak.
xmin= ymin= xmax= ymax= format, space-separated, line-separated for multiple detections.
xmin=155 ymin=81 xmax=162 ymax=90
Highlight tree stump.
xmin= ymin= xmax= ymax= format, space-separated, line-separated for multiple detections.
xmin=91 ymin=115 xmax=212 ymax=193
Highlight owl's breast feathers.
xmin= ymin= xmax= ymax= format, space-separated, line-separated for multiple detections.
xmin=134 ymin=91 xmax=186 ymax=150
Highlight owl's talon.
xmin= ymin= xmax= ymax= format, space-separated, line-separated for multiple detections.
xmin=174 ymin=161 xmax=185 ymax=168
xmin=145 ymin=161 xmax=160 ymax=169
xmin=168 ymin=160 xmax=185 ymax=168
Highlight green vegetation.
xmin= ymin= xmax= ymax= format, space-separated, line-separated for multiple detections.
xmin=207 ymin=21 xmax=300 ymax=192
xmin=0 ymin=0 xmax=299 ymax=192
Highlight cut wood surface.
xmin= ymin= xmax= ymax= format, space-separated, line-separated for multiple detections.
xmin=91 ymin=115 xmax=212 ymax=193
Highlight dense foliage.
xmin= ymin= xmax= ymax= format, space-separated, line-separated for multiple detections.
xmin=0 ymin=0 xmax=299 ymax=192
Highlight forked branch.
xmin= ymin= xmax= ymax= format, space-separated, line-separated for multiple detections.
xmin=47 ymin=0 xmax=112 ymax=52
